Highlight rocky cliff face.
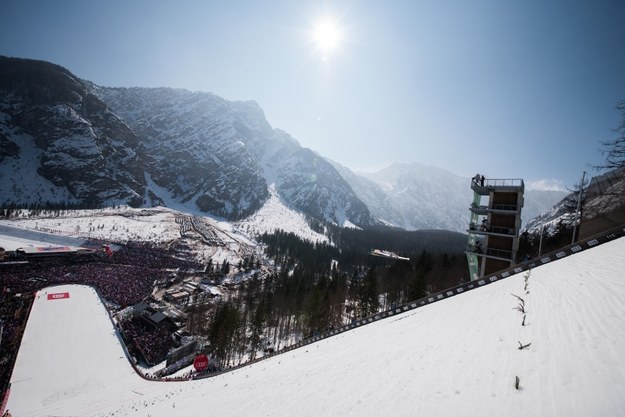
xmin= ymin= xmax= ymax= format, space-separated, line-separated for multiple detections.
xmin=0 ymin=57 xmax=146 ymax=207
xmin=0 ymin=56 xmax=373 ymax=226
xmin=93 ymin=86 xmax=270 ymax=218
xmin=94 ymin=86 xmax=373 ymax=225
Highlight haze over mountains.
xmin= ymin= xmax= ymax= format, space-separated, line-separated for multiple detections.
xmin=0 ymin=56 xmax=567 ymax=233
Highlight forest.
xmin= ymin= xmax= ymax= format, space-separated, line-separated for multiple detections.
xmin=187 ymin=226 xmax=470 ymax=366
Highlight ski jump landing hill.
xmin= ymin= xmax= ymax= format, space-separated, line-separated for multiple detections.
xmin=3 ymin=226 xmax=625 ymax=417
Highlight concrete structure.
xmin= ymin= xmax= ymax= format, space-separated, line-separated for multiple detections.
xmin=466 ymin=176 xmax=524 ymax=280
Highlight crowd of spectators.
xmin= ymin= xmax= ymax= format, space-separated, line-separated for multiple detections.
xmin=0 ymin=243 xmax=201 ymax=305
xmin=119 ymin=318 xmax=174 ymax=366
xmin=0 ymin=290 xmax=32 ymax=400
xmin=0 ymin=242 xmax=202 ymax=395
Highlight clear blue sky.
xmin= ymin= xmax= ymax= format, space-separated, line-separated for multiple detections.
xmin=2 ymin=0 xmax=624 ymax=190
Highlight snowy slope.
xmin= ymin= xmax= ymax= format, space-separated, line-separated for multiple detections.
xmin=0 ymin=202 xmax=327 ymax=248
xmin=235 ymin=184 xmax=329 ymax=244
xmin=5 ymin=236 xmax=625 ymax=416
xmin=0 ymin=207 xmax=181 ymax=243
xmin=0 ymin=204 xmax=328 ymax=274
xmin=6 ymin=285 xmax=138 ymax=415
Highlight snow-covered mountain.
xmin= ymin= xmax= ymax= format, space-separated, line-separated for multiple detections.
xmin=522 ymin=187 xmax=570 ymax=226
xmin=0 ymin=57 xmax=146 ymax=207
xmin=333 ymin=161 xmax=567 ymax=233
xmin=1 ymin=56 xmax=568 ymax=233
xmin=337 ymin=162 xmax=470 ymax=231
xmin=525 ymin=167 xmax=625 ymax=236
xmin=0 ymin=56 xmax=373 ymax=227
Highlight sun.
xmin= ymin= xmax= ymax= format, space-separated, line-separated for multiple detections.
xmin=312 ymin=18 xmax=342 ymax=56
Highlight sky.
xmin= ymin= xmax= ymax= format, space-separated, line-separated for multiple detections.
xmin=1 ymin=0 xmax=625 ymax=190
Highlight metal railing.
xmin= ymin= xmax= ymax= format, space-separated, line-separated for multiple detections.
xmin=471 ymin=178 xmax=524 ymax=190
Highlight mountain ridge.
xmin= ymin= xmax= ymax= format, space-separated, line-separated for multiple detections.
xmin=1 ymin=56 xmax=568 ymax=233
xmin=0 ymin=56 xmax=374 ymax=227
xmin=332 ymin=160 xmax=567 ymax=233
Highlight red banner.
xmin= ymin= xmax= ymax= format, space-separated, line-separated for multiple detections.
xmin=36 ymin=246 xmax=71 ymax=252
xmin=47 ymin=292 xmax=70 ymax=300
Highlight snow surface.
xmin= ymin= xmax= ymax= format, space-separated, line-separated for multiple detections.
xmin=0 ymin=129 xmax=79 ymax=206
xmin=0 ymin=203 xmax=327 ymax=290
xmin=0 ymin=192 xmax=328 ymax=249
xmin=235 ymin=184 xmax=329 ymax=244
xmin=0 ymin=225 xmax=90 ymax=251
xmin=5 ymin=237 xmax=625 ymax=417
xmin=0 ymin=208 xmax=181 ymax=244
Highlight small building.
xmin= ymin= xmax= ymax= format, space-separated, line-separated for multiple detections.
xmin=199 ymin=283 xmax=223 ymax=297
xmin=163 ymin=307 xmax=188 ymax=323
xmin=164 ymin=290 xmax=190 ymax=304
xmin=145 ymin=311 xmax=177 ymax=332
xmin=132 ymin=302 xmax=151 ymax=317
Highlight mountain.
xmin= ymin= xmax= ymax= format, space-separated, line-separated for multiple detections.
xmin=0 ymin=56 xmax=373 ymax=227
xmin=0 ymin=56 xmax=567 ymax=233
xmin=580 ymin=166 xmax=625 ymax=236
xmin=332 ymin=161 xmax=567 ymax=233
xmin=522 ymin=188 xmax=570 ymax=226
xmin=525 ymin=167 xmax=625 ymax=237
xmin=0 ymin=56 xmax=146 ymax=207
xmin=346 ymin=163 xmax=469 ymax=231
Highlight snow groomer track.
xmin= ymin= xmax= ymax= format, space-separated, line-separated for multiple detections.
xmin=199 ymin=224 xmax=625 ymax=379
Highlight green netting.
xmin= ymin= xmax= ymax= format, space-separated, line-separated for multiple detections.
xmin=466 ymin=191 xmax=482 ymax=280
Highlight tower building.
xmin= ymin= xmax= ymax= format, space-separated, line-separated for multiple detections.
xmin=466 ymin=175 xmax=524 ymax=280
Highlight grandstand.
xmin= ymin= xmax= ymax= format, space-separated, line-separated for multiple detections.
xmin=14 ymin=244 xmax=96 ymax=259
xmin=0 ymin=231 xmax=98 ymax=262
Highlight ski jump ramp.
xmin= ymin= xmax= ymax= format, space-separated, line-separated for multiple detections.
xmin=4 ymin=285 xmax=148 ymax=416
xmin=4 ymin=226 xmax=625 ymax=417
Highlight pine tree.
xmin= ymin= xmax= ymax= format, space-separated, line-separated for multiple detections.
xmin=408 ymin=267 xmax=427 ymax=301
xmin=359 ymin=268 xmax=379 ymax=318
xmin=221 ymin=260 xmax=230 ymax=275
xmin=208 ymin=303 xmax=240 ymax=364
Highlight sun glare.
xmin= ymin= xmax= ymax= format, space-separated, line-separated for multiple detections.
xmin=312 ymin=18 xmax=342 ymax=56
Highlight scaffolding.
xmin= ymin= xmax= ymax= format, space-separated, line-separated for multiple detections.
xmin=465 ymin=176 xmax=524 ymax=280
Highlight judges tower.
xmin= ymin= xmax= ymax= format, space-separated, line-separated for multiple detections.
xmin=466 ymin=176 xmax=524 ymax=280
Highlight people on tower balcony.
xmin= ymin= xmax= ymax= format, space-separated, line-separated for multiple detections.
xmin=474 ymin=241 xmax=483 ymax=253
xmin=480 ymin=218 xmax=490 ymax=231
xmin=472 ymin=174 xmax=486 ymax=187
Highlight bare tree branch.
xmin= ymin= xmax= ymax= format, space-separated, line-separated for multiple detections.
xmin=594 ymin=100 xmax=625 ymax=171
